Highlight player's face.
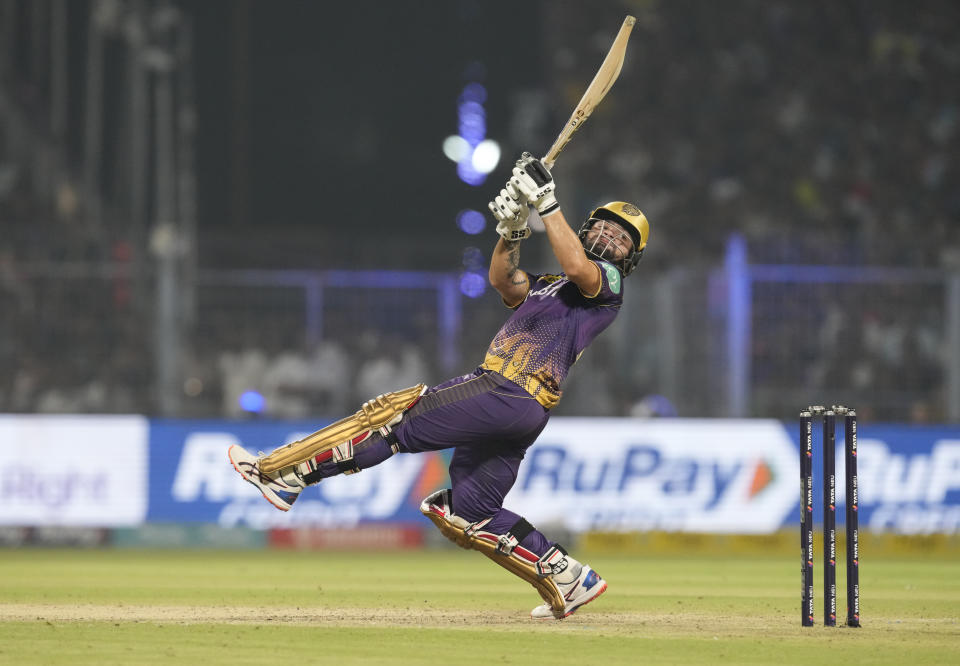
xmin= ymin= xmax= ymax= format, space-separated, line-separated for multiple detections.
xmin=583 ymin=219 xmax=634 ymax=261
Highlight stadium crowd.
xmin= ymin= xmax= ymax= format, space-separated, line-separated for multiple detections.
xmin=550 ymin=1 xmax=959 ymax=271
xmin=1 ymin=1 xmax=956 ymax=421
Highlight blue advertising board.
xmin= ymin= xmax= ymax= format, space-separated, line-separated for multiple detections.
xmin=147 ymin=419 xmax=450 ymax=528
xmin=143 ymin=417 xmax=960 ymax=534
xmin=800 ymin=423 xmax=960 ymax=534
xmin=4 ymin=414 xmax=951 ymax=532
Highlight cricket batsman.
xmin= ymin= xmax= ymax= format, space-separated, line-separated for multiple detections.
xmin=229 ymin=152 xmax=650 ymax=620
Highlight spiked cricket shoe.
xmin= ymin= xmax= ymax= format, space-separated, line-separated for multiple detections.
xmin=228 ymin=444 xmax=305 ymax=511
xmin=530 ymin=565 xmax=608 ymax=620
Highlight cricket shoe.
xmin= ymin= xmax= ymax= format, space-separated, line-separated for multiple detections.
xmin=228 ymin=444 xmax=305 ymax=511
xmin=530 ymin=564 xmax=608 ymax=620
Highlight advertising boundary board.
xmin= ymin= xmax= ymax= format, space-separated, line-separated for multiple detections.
xmin=0 ymin=415 xmax=148 ymax=526
xmin=1 ymin=415 xmax=958 ymax=534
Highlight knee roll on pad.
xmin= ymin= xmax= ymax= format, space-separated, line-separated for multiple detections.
xmin=420 ymin=489 xmax=565 ymax=616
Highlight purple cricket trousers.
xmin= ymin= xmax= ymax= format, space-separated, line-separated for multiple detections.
xmin=304 ymin=368 xmax=554 ymax=557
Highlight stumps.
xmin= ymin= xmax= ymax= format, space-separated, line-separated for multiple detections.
xmin=844 ymin=410 xmax=860 ymax=628
xmin=799 ymin=405 xmax=861 ymax=628
xmin=800 ymin=409 xmax=814 ymax=627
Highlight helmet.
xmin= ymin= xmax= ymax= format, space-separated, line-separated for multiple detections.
xmin=577 ymin=201 xmax=649 ymax=276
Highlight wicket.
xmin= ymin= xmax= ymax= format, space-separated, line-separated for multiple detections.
xmin=800 ymin=405 xmax=860 ymax=628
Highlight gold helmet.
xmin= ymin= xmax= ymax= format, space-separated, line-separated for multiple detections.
xmin=578 ymin=201 xmax=649 ymax=276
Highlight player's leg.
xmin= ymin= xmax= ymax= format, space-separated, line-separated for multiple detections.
xmin=407 ymin=381 xmax=607 ymax=619
xmin=438 ymin=445 xmax=607 ymax=619
xmin=228 ymin=427 xmax=398 ymax=511
xmin=228 ymin=382 xmax=429 ymax=511
xmin=527 ymin=552 xmax=608 ymax=620
xmin=229 ymin=370 xmax=522 ymax=510
xmin=292 ymin=367 xmax=542 ymax=484
xmin=421 ymin=482 xmax=608 ymax=620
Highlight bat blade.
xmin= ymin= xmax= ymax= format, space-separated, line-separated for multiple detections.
xmin=541 ymin=16 xmax=636 ymax=170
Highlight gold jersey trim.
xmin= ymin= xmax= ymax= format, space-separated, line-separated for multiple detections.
xmin=481 ymin=353 xmax=561 ymax=409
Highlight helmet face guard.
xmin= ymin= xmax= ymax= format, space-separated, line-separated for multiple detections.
xmin=577 ymin=219 xmax=642 ymax=276
xmin=578 ymin=202 xmax=648 ymax=277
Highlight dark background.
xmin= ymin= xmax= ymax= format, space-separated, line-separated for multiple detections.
xmin=191 ymin=0 xmax=543 ymax=268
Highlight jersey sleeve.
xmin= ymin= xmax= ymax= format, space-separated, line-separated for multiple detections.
xmin=583 ymin=261 xmax=624 ymax=304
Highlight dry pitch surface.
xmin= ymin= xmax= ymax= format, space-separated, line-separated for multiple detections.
xmin=0 ymin=549 xmax=957 ymax=665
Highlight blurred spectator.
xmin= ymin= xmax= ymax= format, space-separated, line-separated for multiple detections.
xmin=355 ymin=334 xmax=429 ymax=407
xmin=1 ymin=1 xmax=958 ymax=421
xmin=218 ymin=347 xmax=269 ymax=419
xmin=305 ymin=340 xmax=353 ymax=415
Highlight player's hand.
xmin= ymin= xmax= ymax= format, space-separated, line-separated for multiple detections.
xmin=511 ymin=152 xmax=560 ymax=216
xmin=489 ymin=181 xmax=532 ymax=241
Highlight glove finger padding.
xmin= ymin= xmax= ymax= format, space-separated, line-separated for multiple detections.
xmin=490 ymin=167 xmax=536 ymax=240
xmin=511 ymin=167 xmax=538 ymax=197
xmin=489 ymin=194 xmax=525 ymax=224
xmin=505 ymin=181 xmax=525 ymax=203
xmin=499 ymin=188 xmax=524 ymax=217
xmin=490 ymin=194 xmax=531 ymax=241
xmin=488 ymin=198 xmax=509 ymax=223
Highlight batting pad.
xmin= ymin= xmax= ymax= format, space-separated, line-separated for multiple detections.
xmin=420 ymin=490 xmax=565 ymax=617
xmin=259 ymin=383 xmax=427 ymax=473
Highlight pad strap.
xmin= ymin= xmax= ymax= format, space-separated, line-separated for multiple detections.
xmin=332 ymin=441 xmax=360 ymax=475
xmin=497 ymin=517 xmax=535 ymax=555
xmin=380 ymin=427 xmax=402 ymax=454
xmin=463 ymin=517 xmax=534 ymax=555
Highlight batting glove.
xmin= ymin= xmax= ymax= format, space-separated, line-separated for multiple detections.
xmin=511 ymin=152 xmax=560 ymax=216
xmin=489 ymin=181 xmax=532 ymax=241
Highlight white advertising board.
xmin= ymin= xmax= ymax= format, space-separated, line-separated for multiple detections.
xmin=0 ymin=415 xmax=149 ymax=526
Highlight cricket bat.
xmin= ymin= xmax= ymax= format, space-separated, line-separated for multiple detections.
xmin=541 ymin=15 xmax=636 ymax=170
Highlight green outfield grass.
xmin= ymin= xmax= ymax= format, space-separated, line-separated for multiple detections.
xmin=0 ymin=547 xmax=958 ymax=665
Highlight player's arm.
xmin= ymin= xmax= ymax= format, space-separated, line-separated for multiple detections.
xmin=512 ymin=155 xmax=601 ymax=295
xmin=540 ymin=209 xmax=601 ymax=295
xmin=487 ymin=181 xmax=532 ymax=306
xmin=489 ymin=236 xmax=530 ymax=307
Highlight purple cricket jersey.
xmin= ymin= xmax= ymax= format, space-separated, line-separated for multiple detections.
xmin=303 ymin=260 xmax=626 ymax=557
xmin=481 ymin=260 xmax=624 ymax=408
